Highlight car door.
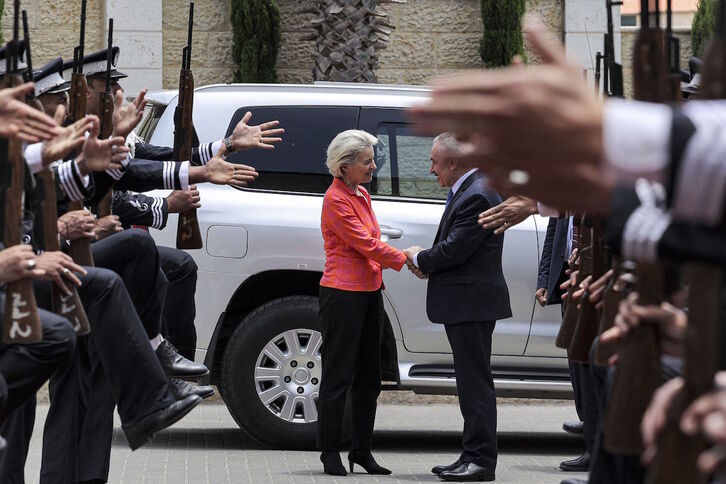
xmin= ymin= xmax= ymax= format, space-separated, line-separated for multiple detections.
xmin=358 ymin=108 xmax=532 ymax=356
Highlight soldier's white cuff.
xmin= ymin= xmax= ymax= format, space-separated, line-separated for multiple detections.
xmin=150 ymin=197 xmax=165 ymax=230
xmin=602 ymin=99 xmax=670 ymax=184
xmin=196 ymin=141 xmax=219 ymax=165
xmin=24 ymin=142 xmax=45 ymax=175
xmin=179 ymin=161 xmax=189 ymax=190
xmin=73 ymin=160 xmax=91 ymax=188
xmin=56 ymin=160 xmax=86 ymax=201
xmin=622 ymin=180 xmax=671 ymax=262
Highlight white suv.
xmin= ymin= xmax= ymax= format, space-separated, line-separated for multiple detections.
xmin=140 ymin=82 xmax=568 ymax=449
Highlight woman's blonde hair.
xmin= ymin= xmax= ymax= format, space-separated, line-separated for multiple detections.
xmin=325 ymin=129 xmax=378 ymax=178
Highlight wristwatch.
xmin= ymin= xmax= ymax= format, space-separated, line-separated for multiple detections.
xmin=223 ymin=136 xmax=235 ymax=154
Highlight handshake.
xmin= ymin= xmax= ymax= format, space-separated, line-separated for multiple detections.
xmin=403 ymin=246 xmax=427 ymax=280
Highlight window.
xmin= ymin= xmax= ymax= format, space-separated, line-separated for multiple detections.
xmin=135 ymin=103 xmax=166 ymax=142
xmin=621 ymin=14 xmax=637 ymax=26
xmin=372 ymin=124 xmax=445 ymax=200
xmin=224 ymin=106 xmax=359 ymax=194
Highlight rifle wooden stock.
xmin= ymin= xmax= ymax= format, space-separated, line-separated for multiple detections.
xmin=569 ymin=218 xmax=608 ymax=363
xmin=96 ymin=91 xmax=115 ymax=218
xmin=593 ymin=258 xmax=636 ymax=367
xmin=37 ymin=169 xmax=90 ymax=336
xmin=174 ymin=68 xmax=202 ymax=249
xmin=555 ymin=217 xmax=586 ymax=349
xmin=1 ymin=73 xmax=41 ymax=344
xmin=67 ymin=72 xmax=94 ymax=266
xmin=603 ymin=262 xmax=665 ymax=455
xmin=645 ymin=264 xmax=721 ymax=484
xmin=647 ymin=3 xmax=726 ymax=478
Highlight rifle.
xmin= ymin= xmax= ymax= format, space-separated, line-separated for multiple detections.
xmin=66 ymin=0 xmax=93 ymax=267
xmin=0 ymin=0 xmax=42 ymax=343
xmin=604 ymin=0 xmax=624 ymax=97
xmin=554 ymin=217 xmax=582 ymax=349
xmin=593 ymin=258 xmax=634 ymax=366
xmin=22 ymin=10 xmax=91 ymax=336
xmin=645 ymin=1 xmax=726 ymax=481
xmin=595 ymin=51 xmax=603 ymax=93
xmin=665 ymin=0 xmax=682 ymax=101
xmin=602 ymin=0 xmax=668 ymax=456
xmin=174 ymin=2 xmax=202 ymax=250
xmin=96 ymin=18 xmax=115 ymax=218
xmin=568 ymin=217 xmax=608 ymax=363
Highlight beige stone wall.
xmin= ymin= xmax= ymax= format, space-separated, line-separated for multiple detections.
xmin=621 ymin=27 xmax=692 ymax=98
xmin=163 ymin=0 xmax=563 ymax=88
xmin=162 ymin=0 xmax=235 ymax=88
xmin=2 ymin=0 xmax=105 ymax=69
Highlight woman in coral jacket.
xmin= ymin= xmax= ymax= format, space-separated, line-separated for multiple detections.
xmin=317 ymin=130 xmax=407 ymax=477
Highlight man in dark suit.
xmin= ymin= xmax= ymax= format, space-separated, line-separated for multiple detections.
xmin=537 ymin=216 xmax=595 ymax=474
xmin=405 ymin=133 xmax=511 ymax=482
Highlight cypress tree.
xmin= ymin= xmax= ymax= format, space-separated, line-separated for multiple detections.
xmin=230 ymin=0 xmax=281 ymax=83
xmin=692 ymin=0 xmax=718 ymax=57
xmin=479 ymin=0 xmax=526 ymax=68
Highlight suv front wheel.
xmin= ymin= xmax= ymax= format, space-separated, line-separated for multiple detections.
xmin=220 ymin=296 xmax=350 ymax=449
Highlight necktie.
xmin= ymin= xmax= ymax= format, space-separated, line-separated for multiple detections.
xmin=445 ymin=189 xmax=453 ymax=209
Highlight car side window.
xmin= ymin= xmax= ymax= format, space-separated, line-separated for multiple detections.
xmin=224 ymin=106 xmax=359 ymax=194
xmin=373 ymin=123 xmax=445 ymax=200
xmin=135 ymin=103 xmax=166 ymax=142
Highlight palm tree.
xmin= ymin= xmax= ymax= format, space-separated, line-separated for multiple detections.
xmin=298 ymin=0 xmax=405 ymax=82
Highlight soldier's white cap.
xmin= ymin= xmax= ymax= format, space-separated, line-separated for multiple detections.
xmin=62 ymin=46 xmax=127 ymax=82
xmin=33 ymin=57 xmax=70 ymax=97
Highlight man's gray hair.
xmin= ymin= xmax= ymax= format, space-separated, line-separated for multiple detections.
xmin=433 ymin=132 xmax=463 ymax=155
xmin=326 ymin=129 xmax=378 ymax=178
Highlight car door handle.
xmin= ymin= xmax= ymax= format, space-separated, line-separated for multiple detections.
xmin=380 ymin=226 xmax=403 ymax=239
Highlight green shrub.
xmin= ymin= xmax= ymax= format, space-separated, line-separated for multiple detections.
xmin=692 ymin=0 xmax=718 ymax=57
xmin=479 ymin=0 xmax=526 ymax=68
xmin=230 ymin=0 xmax=281 ymax=83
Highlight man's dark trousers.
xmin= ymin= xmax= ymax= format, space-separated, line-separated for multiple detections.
xmin=445 ymin=320 xmax=497 ymax=469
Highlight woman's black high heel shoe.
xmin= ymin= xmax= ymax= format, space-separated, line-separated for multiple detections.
xmin=320 ymin=451 xmax=347 ymax=476
xmin=348 ymin=450 xmax=391 ymax=475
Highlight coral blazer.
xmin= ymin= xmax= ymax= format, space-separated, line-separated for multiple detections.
xmin=320 ymin=178 xmax=407 ymax=292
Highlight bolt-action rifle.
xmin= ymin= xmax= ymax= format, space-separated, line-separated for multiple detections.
xmin=645 ymin=1 xmax=725 ymax=481
xmin=96 ymin=18 xmax=115 ymax=218
xmin=568 ymin=217 xmax=608 ymax=362
xmin=22 ymin=9 xmax=90 ymax=336
xmin=0 ymin=0 xmax=42 ymax=343
xmin=604 ymin=0 xmax=625 ymax=97
xmin=174 ymin=2 xmax=202 ymax=250
xmin=66 ymin=0 xmax=93 ymax=266
xmin=603 ymin=0 xmax=668 ymax=455
xmin=555 ymin=217 xmax=583 ymax=349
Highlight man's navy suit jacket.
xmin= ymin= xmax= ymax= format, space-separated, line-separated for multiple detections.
xmin=537 ymin=217 xmax=569 ymax=305
xmin=417 ymin=170 xmax=512 ymax=324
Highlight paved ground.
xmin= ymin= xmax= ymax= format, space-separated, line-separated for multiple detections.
xmin=24 ymin=397 xmax=587 ymax=483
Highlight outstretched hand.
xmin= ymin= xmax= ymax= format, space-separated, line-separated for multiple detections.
xmin=204 ymin=152 xmax=259 ymax=187
xmin=79 ymin=117 xmax=130 ymax=174
xmin=0 ymin=83 xmax=60 ymax=143
xmin=478 ymin=195 xmax=537 ymax=234
xmin=229 ymin=111 xmax=284 ymax=152
xmin=41 ymin=107 xmax=95 ymax=165
xmin=112 ymin=88 xmax=147 ymax=140
xmin=410 ymin=17 xmax=610 ymax=214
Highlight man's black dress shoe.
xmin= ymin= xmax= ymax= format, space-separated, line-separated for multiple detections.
xmin=155 ymin=340 xmax=209 ymax=378
xmin=560 ymin=452 xmax=591 ymax=472
xmin=122 ymin=394 xmax=202 ymax=450
xmin=560 ymin=479 xmax=588 ymax=484
xmin=438 ymin=462 xmax=495 ymax=482
xmin=562 ymin=421 xmax=584 ymax=435
xmin=169 ymin=377 xmax=215 ymax=400
xmin=432 ymin=459 xmax=463 ymax=475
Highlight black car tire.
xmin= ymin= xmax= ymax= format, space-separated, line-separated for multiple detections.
xmin=220 ymin=295 xmax=351 ymax=449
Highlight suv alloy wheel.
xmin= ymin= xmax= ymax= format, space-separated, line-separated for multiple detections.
xmin=220 ymin=296 xmax=351 ymax=448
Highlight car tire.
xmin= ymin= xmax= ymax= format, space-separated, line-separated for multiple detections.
xmin=220 ymin=295 xmax=351 ymax=449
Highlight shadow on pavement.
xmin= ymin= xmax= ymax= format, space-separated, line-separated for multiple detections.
xmin=121 ymin=428 xmax=584 ymax=456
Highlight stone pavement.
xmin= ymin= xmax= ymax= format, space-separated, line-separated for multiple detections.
xmin=24 ymin=398 xmax=587 ymax=483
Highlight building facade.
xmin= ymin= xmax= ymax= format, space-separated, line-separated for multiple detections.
xmin=2 ymin=0 xmax=683 ymax=99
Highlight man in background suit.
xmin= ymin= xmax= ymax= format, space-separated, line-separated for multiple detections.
xmin=405 ymin=133 xmax=511 ymax=482
xmin=537 ymin=216 xmax=595 ymax=473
